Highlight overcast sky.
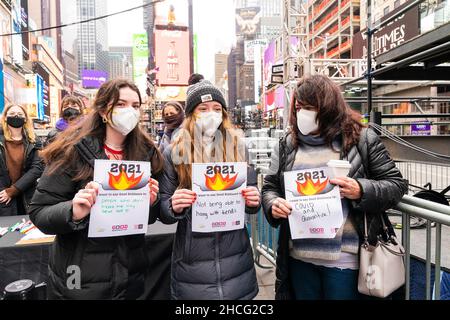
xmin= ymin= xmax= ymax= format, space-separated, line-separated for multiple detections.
xmin=108 ymin=0 xmax=236 ymax=82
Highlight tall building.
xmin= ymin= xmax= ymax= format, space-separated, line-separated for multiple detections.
xmin=109 ymin=47 xmax=133 ymax=81
xmin=215 ymin=53 xmax=228 ymax=86
xmin=76 ymin=0 xmax=109 ymax=75
xmin=308 ymin=0 xmax=361 ymax=59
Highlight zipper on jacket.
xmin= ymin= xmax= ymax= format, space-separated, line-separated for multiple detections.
xmin=215 ymin=232 xmax=224 ymax=300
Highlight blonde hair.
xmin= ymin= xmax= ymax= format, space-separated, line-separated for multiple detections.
xmin=171 ymin=109 xmax=244 ymax=189
xmin=2 ymin=104 xmax=36 ymax=143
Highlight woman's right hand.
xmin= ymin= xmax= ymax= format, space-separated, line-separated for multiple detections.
xmin=171 ymin=189 xmax=197 ymax=214
xmin=271 ymin=197 xmax=292 ymax=219
xmin=72 ymin=182 xmax=99 ymax=222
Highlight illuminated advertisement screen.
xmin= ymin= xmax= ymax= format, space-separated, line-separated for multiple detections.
xmin=154 ymin=0 xmax=189 ymax=28
xmin=155 ymin=30 xmax=190 ymax=86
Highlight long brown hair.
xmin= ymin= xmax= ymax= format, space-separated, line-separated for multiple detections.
xmin=42 ymin=79 xmax=163 ymax=181
xmin=171 ymin=110 xmax=243 ymax=189
xmin=2 ymin=104 xmax=36 ymax=143
xmin=289 ymin=75 xmax=365 ymax=155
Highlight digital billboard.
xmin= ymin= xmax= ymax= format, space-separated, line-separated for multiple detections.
xmin=81 ymin=70 xmax=108 ymax=89
xmin=154 ymin=0 xmax=189 ymax=29
xmin=155 ymin=30 xmax=190 ymax=86
xmin=236 ymin=7 xmax=261 ymax=37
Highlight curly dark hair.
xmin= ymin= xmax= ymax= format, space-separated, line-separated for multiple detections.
xmin=289 ymin=75 xmax=366 ymax=155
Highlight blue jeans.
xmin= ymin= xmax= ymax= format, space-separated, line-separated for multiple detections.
xmin=289 ymin=257 xmax=363 ymax=300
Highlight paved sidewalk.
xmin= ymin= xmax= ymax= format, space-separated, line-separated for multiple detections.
xmin=254 ymin=256 xmax=276 ymax=300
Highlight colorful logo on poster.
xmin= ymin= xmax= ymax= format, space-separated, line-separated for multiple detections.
xmin=199 ymin=165 xmax=246 ymax=192
xmin=294 ymin=170 xmax=332 ymax=196
xmin=103 ymin=163 xmax=147 ymax=191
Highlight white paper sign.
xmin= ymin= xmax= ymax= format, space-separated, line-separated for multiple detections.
xmin=192 ymin=162 xmax=247 ymax=233
xmin=284 ymin=167 xmax=344 ymax=239
xmin=88 ymin=160 xmax=151 ymax=238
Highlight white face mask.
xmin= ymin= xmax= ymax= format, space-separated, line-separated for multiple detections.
xmin=110 ymin=107 xmax=141 ymax=136
xmin=297 ymin=109 xmax=319 ymax=136
xmin=195 ymin=111 xmax=223 ymax=137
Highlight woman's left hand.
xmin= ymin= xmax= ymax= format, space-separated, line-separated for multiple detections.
xmin=149 ymin=178 xmax=159 ymax=206
xmin=242 ymin=187 xmax=261 ymax=208
xmin=330 ymin=177 xmax=362 ymax=200
xmin=0 ymin=190 xmax=12 ymax=205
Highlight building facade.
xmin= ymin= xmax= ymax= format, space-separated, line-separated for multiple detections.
xmin=109 ymin=46 xmax=133 ymax=81
xmin=76 ymin=0 xmax=109 ymax=76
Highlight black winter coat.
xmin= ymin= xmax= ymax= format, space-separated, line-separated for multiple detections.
xmin=28 ymin=136 xmax=161 ymax=300
xmin=261 ymin=128 xmax=408 ymax=300
xmin=0 ymin=133 xmax=44 ymax=216
xmin=159 ymin=146 xmax=260 ymax=300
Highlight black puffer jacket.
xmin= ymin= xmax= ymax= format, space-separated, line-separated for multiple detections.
xmin=159 ymin=146 xmax=260 ymax=300
xmin=262 ymin=128 xmax=408 ymax=300
xmin=28 ymin=136 xmax=161 ymax=300
xmin=0 ymin=133 xmax=44 ymax=216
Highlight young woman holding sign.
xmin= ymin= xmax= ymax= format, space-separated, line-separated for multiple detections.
xmin=261 ymin=75 xmax=408 ymax=300
xmin=28 ymin=79 xmax=163 ymax=300
xmin=159 ymin=79 xmax=261 ymax=300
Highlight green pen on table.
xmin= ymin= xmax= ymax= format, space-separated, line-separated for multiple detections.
xmin=9 ymin=222 xmax=21 ymax=232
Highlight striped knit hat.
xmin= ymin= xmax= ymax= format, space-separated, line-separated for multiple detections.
xmin=185 ymin=80 xmax=227 ymax=115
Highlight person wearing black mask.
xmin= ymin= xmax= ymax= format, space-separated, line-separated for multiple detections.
xmin=45 ymin=95 xmax=85 ymax=146
xmin=0 ymin=104 xmax=44 ymax=216
xmin=159 ymin=101 xmax=185 ymax=154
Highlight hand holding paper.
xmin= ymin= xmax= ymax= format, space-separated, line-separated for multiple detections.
xmin=72 ymin=181 xmax=100 ymax=222
xmin=271 ymin=197 xmax=292 ymax=219
xmin=149 ymin=178 xmax=159 ymax=206
xmin=242 ymin=187 xmax=261 ymax=208
xmin=172 ymin=189 xmax=197 ymax=214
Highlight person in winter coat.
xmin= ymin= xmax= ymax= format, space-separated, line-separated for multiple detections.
xmin=28 ymin=79 xmax=163 ymax=300
xmin=159 ymin=79 xmax=261 ymax=300
xmin=0 ymin=104 xmax=44 ymax=216
xmin=158 ymin=101 xmax=185 ymax=154
xmin=262 ymin=75 xmax=408 ymax=300
xmin=45 ymin=95 xmax=85 ymax=146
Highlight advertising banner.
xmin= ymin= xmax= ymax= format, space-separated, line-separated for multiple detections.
xmin=235 ymin=7 xmax=261 ymax=37
xmin=34 ymin=63 xmax=50 ymax=119
xmin=132 ymin=34 xmax=149 ymax=90
xmin=20 ymin=0 xmax=29 ymax=61
xmin=263 ymin=41 xmax=275 ymax=88
xmin=11 ymin=0 xmax=22 ymax=65
xmin=81 ymin=70 xmax=108 ymax=89
xmin=154 ymin=0 xmax=189 ymax=28
xmin=155 ymin=30 xmax=190 ymax=86
xmin=352 ymin=0 xmax=420 ymax=59
xmin=411 ymin=122 xmax=431 ymax=136
xmin=0 ymin=6 xmax=12 ymax=63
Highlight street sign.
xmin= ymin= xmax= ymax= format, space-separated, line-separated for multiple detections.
xmin=271 ymin=74 xmax=284 ymax=84
xmin=272 ymin=64 xmax=284 ymax=74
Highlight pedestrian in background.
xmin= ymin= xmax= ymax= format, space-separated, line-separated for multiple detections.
xmin=45 ymin=95 xmax=85 ymax=146
xmin=159 ymin=101 xmax=185 ymax=154
xmin=0 ymin=104 xmax=44 ymax=216
xmin=159 ymin=79 xmax=261 ymax=300
xmin=262 ymin=75 xmax=408 ymax=300
xmin=29 ymin=79 xmax=163 ymax=300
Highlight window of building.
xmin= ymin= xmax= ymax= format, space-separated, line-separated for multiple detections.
xmin=383 ymin=6 xmax=390 ymax=16
xmin=394 ymin=0 xmax=400 ymax=8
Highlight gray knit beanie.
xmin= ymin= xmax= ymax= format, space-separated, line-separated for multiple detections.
xmin=185 ymin=80 xmax=227 ymax=115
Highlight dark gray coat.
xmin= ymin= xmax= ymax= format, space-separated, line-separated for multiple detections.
xmin=262 ymin=128 xmax=408 ymax=300
xmin=159 ymin=146 xmax=260 ymax=300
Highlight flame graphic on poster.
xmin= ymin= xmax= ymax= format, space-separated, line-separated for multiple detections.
xmin=205 ymin=173 xmax=238 ymax=191
xmin=108 ymin=170 xmax=144 ymax=190
xmin=296 ymin=177 xmax=329 ymax=196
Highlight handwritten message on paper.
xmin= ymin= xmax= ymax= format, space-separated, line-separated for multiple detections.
xmin=88 ymin=160 xmax=151 ymax=238
xmin=192 ymin=162 xmax=247 ymax=233
xmin=284 ymin=167 xmax=344 ymax=239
